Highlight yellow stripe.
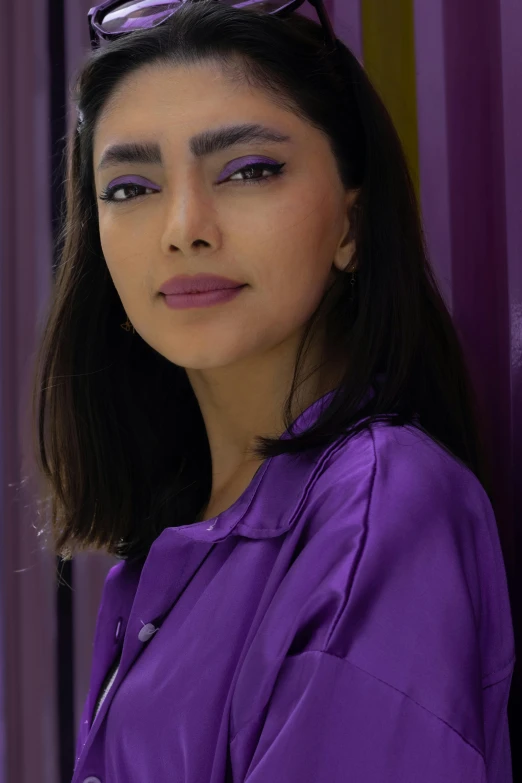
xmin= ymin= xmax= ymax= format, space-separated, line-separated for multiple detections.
xmin=361 ymin=0 xmax=420 ymax=201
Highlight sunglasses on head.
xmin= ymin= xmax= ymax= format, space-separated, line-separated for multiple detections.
xmin=87 ymin=0 xmax=338 ymax=52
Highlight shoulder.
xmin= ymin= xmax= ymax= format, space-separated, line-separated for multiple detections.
xmin=303 ymin=420 xmax=514 ymax=684
xmin=323 ymin=419 xmax=489 ymax=512
xmin=304 ymin=420 xmax=492 ymax=570
xmin=311 ymin=420 xmax=494 ymax=557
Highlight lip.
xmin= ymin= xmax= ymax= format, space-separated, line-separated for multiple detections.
xmin=162 ymin=286 xmax=247 ymax=310
xmin=159 ymin=273 xmax=245 ymax=295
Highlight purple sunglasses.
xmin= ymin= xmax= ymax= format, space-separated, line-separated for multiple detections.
xmin=87 ymin=0 xmax=338 ymax=51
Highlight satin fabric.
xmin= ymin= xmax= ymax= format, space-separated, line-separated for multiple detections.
xmin=73 ymin=387 xmax=515 ymax=782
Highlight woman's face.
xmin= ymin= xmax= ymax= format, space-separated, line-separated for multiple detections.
xmin=92 ymin=61 xmax=357 ymax=371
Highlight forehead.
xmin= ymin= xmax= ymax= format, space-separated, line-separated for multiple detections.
xmin=95 ymin=60 xmax=287 ymax=142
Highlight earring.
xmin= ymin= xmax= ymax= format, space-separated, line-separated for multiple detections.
xmin=349 ymin=268 xmax=356 ymax=301
xmin=120 ymin=317 xmax=136 ymax=334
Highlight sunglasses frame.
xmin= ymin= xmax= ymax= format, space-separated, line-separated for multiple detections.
xmin=87 ymin=0 xmax=338 ymax=52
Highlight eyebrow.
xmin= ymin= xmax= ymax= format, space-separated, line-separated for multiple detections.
xmin=96 ymin=123 xmax=292 ymax=172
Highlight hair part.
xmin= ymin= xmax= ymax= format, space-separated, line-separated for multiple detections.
xmin=27 ymin=0 xmax=492 ymax=562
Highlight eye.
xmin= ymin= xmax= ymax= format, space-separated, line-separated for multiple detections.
xmin=98 ymin=162 xmax=286 ymax=204
xmin=225 ymin=161 xmax=286 ymax=185
xmin=98 ymin=183 xmax=156 ymax=203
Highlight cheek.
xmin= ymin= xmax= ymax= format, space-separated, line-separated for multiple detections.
xmin=254 ymin=207 xmax=337 ymax=307
xmin=99 ymin=223 xmax=120 ymax=273
xmin=99 ymin=228 xmax=144 ymax=295
xmin=245 ymin=260 xmax=331 ymax=349
xmin=265 ymin=271 xmax=330 ymax=332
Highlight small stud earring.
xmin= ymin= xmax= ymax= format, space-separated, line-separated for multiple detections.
xmin=120 ymin=317 xmax=136 ymax=334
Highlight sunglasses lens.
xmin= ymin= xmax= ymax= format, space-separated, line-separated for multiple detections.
xmin=97 ymin=1 xmax=181 ymax=34
xmin=97 ymin=0 xmax=295 ymax=34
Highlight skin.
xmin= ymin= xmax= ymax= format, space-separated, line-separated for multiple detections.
xmin=92 ymin=61 xmax=359 ymax=517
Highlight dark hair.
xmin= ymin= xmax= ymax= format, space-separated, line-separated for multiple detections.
xmin=28 ymin=0 xmax=493 ymax=562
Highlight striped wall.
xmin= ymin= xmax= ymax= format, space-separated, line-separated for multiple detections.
xmin=0 ymin=1 xmax=520 ymax=780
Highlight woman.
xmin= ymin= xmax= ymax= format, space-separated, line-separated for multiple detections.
xmin=30 ymin=1 xmax=515 ymax=781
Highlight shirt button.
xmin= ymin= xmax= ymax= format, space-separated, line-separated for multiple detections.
xmin=138 ymin=622 xmax=158 ymax=642
xmin=83 ymin=777 xmax=102 ymax=783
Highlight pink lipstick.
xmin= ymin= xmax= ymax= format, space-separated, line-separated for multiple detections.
xmin=159 ymin=273 xmax=247 ymax=310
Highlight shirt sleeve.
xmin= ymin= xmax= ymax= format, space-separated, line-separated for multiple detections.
xmin=229 ymin=649 xmax=493 ymax=783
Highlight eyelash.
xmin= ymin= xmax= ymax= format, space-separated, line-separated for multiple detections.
xmin=98 ymin=162 xmax=286 ymax=203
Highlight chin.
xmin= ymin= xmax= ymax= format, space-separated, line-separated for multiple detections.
xmin=161 ymin=348 xmax=246 ymax=372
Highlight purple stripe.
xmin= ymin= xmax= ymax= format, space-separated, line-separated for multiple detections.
xmin=499 ymin=0 xmax=522 ymax=660
xmin=333 ymin=0 xmax=363 ymax=63
xmin=413 ymin=0 xmax=452 ymax=310
xmin=443 ymin=0 xmax=514 ymax=565
xmin=0 ymin=0 xmax=58 ymax=780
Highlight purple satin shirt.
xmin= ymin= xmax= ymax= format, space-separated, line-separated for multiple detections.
xmin=72 ymin=387 xmax=515 ymax=782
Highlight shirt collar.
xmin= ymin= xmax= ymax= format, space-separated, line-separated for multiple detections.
xmin=166 ymin=381 xmax=378 ymax=544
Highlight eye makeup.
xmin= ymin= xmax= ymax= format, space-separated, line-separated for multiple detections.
xmin=101 ymin=174 xmax=159 ymax=194
xmin=98 ymin=156 xmax=286 ymax=203
xmin=216 ymin=155 xmax=282 ymax=182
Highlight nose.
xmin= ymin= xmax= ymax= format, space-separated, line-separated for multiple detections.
xmin=159 ymin=181 xmax=221 ymax=258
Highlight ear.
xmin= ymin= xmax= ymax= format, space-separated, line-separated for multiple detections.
xmin=332 ymin=189 xmax=360 ymax=272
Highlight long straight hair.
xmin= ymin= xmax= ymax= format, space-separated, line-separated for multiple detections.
xmin=28 ymin=0 xmax=493 ymax=562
